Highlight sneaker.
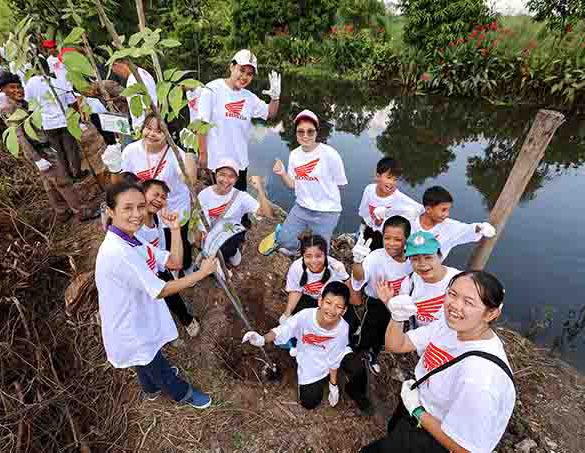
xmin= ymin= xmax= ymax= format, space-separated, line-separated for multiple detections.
xmin=143 ymin=390 xmax=161 ymax=401
xmin=277 ymin=247 xmax=297 ymax=257
xmin=228 ymin=249 xmax=242 ymax=267
xmin=182 ymin=389 xmax=212 ymax=410
xmin=186 ymin=319 xmax=200 ymax=338
xmin=289 ymin=347 xmax=297 ymax=358
xmin=367 ymin=351 xmax=381 ymax=376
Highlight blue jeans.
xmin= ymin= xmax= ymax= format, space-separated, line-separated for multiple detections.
xmin=279 ymin=203 xmax=341 ymax=251
xmin=135 ymin=349 xmax=190 ymax=402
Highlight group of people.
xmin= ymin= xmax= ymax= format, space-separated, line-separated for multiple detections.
xmin=3 ymin=39 xmax=516 ymax=451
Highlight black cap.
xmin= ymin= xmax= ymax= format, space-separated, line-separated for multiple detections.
xmin=0 ymin=72 xmax=21 ymax=89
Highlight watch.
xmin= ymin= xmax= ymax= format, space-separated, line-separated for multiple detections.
xmin=412 ymin=406 xmax=426 ymax=428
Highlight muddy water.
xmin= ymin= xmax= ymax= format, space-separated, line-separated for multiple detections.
xmin=242 ymin=76 xmax=585 ymax=371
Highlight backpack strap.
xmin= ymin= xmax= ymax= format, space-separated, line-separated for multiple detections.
xmin=411 ymin=350 xmax=514 ymax=390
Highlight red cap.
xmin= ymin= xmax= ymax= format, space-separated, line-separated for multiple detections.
xmin=57 ymin=47 xmax=76 ymax=63
xmin=42 ymin=40 xmax=57 ymax=49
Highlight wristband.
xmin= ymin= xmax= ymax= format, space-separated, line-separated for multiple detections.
xmin=412 ymin=406 xmax=426 ymax=428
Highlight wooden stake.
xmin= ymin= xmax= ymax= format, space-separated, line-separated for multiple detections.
xmin=467 ymin=109 xmax=566 ymax=270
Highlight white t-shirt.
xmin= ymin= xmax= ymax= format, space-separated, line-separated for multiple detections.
xmin=198 ymin=186 xmax=259 ymax=226
xmin=411 ymin=216 xmax=482 ymax=260
xmin=126 ymin=67 xmax=158 ymax=130
xmin=186 ymin=87 xmax=202 ymax=123
xmin=95 ymin=230 xmax=177 ymax=368
xmin=352 ymin=248 xmax=413 ymax=299
xmin=286 ymin=256 xmax=349 ymax=299
xmin=358 ymin=184 xmax=423 ymax=232
xmin=273 ymin=308 xmax=352 ymax=385
xmin=399 ymin=266 xmax=461 ymax=326
xmin=407 ymin=314 xmax=516 ymax=453
xmin=121 ymin=140 xmax=191 ymax=225
xmin=287 ymin=143 xmax=347 ymax=213
xmin=47 ymin=55 xmax=65 ymax=81
xmin=24 ymin=75 xmax=76 ymax=130
xmin=196 ymin=78 xmax=269 ymax=171
xmin=137 ymin=216 xmax=166 ymax=250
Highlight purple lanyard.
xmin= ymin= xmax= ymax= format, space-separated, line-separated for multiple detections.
xmin=108 ymin=225 xmax=143 ymax=247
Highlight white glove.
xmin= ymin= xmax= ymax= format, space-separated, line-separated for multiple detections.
xmin=328 ymin=382 xmax=339 ymax=407
xmin=352 ymin=237 xmax=372 ymax=263
xmin=387 ymin=295 xmax=417 ymax=322
xmin=279 ymin=313 xmax=289 ymax=325
xmin=242 ymin=331 xmax=265 ymax=347
xmin=262 ymin=71 xmax=281 ymax=100
xmin=101 ymin=143 xmax=122 ymax=173
xmin=373 ymin=206 xmax=388 ymax=221
xmin=401 ymin=379 xmax=422 ymax=415
xmin=478 ymin=222 xmax=496 ymax=238
xmin=34 ymin=158 xmax=52 ymax=172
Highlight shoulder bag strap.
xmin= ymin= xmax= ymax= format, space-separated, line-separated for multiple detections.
xmin=210 ymin=189 xmax=240 ymax=227
xmin=411 ymin=350 xmax=515 ymax=390
xmin=152 ymin=145 xmax=171 ymax=179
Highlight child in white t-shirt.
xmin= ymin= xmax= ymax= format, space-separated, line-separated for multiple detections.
xmin=412 ymin=186 xmax=496 ymax=260
xmin=137 ymin=179 xmax=200 ymax=337
xmin=358 ymin=157 xmax=423 ymax=251
xmin=243 ymin=282 xmax=371 ymax=413
xmin=273 ymin=109 xmax=347 ymax=254
xmin=196 ymin=158 xmax=273 ymax=266
xmin=348 ymin=216 xmax=412 ymax=375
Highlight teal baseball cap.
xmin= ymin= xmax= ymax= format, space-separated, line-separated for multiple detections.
xmin=405 ymin=231 xmax=440 ymax=257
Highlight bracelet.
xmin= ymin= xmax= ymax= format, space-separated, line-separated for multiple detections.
xmin=412 ymin=406 xmax=426 ymax=428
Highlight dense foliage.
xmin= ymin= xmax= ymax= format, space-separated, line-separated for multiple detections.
xmin=527 ymin=0 xmax=585 ymax=34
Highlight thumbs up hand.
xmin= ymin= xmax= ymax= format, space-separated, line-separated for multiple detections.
xmin=352 ymin=236 xmax=372 ymax=264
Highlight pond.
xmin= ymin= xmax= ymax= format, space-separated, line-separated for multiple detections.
xmin=240 ymin=75 xmax=585 ymax=371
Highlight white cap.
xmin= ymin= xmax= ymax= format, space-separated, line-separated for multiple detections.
xmin=294 ymin=109 xmax=319 ymax=127
xmin=232 ymin=49 xmax=258 ymax=73
xmin=215 ymin=158 xmax=240 ymax=175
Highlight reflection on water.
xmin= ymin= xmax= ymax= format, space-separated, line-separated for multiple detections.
xmin=244 ymin=75 xmax=585 ymax=371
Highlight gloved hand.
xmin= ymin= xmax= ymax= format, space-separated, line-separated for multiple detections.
xmin=478 ymin=222 xmax=496 ymax=238
xmin=34 ymin=158 xmax=52 ymax=172
xmin=262 ymin=71 xmax=281 ymax=100
xmin=279 ymin=313 xmax=289 ymax=325
xmin=328 ymin=382 xmax=339 ymax=407
xmin=101 ymin=143 xmax=122 ymax=173
xmin=242 ymin=331 xmax=265 ymax=347
xmin=387 ymin=295 xmax=417 ymax=322
xmin=401 ymin=379 xmax=422 ymax=416
xmin=352 ymin=237 xmax=372 ymax=263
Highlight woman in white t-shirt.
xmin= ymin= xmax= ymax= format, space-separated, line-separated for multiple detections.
xmin=273 ymin=109 xmax=348 ymax=254
xmin=196 ymin=49 xmax=281 ymax=191
xmin=122 ymin=113 xmax=197 ymax=270
xmin=362 ymin=270 xmax=516 ymax=453
xmin=95 ymin=182 xmax=218 ymax=410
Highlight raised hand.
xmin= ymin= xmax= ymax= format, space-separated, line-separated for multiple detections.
xmin=273 ymin=159 xmax=286 ymax=176
xmin=387 ymin=294 xmax=418 ymax=322
xmin=352 ymin=237 xmax=372 ymax=263
xmin=478 ymin=222 xmax=496 ymax=238
xmin=159 ymin=209 xmax=181 ymax=231
xmin=262 ymin=71 xmax=281 ymax=100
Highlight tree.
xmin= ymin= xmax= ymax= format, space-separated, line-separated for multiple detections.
xmin=527 ymin=0 xmax=585 ymax=34
xmin=336 ymin=0 xmax=387 ymax=29
xmin=400 ymin=0 xmax=494 ymax=52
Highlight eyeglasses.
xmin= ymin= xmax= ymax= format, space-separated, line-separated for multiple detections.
xmin=296 ymin=128 xmax=317 ymax=137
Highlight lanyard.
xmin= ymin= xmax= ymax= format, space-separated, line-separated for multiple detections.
xmin=108 ymin=225 xmax=143 ymax=247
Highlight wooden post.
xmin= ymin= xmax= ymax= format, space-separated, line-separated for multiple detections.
xmin=467 ymin=109 xmax=566 ymax=270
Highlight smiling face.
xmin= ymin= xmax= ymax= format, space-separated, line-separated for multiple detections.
xmin=144 ymin=184 xmax=168 ymax=214
xmin=383 ymin=225 xmax=407 ymax=259
xmin=2 ymin=82 xmax=24 ymax=103
xmin=375 ymin=171 xmax=398 ymax=197
xmin=317 ymin=292 xmax=347 ymax=328
xmin=425 ymin=202 xmax=452 ymax=225
xmin=410 ymin=253 xmax=443 ymax=281
xmin=215 ymin=167 xmax=238 ymax=195
xmin=107 ymin=189 xmax=146 ymax=235
xmin=295 ymin=119 xmax=318 ymax=149
xmin=228 ymin=63 xmax=255 ymax=90
xmin=142 ymin=117 xmax=167 ymax=149
xmin=444 ymin=275 xmax=499 ymax=334
xmin=303 ymin=245 xmax=326 ymax=274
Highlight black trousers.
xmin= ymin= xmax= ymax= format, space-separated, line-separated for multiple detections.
xmin=292 ymin=293 xmax=318 ymax=315
xmin=158 ymin=270 xmax=194 ymax=326
xmin=344 ymin=296 xmax=391 ymax=358
xmin=299 ymin=352 xmax=368 ymax=410
xmin=360 ymin=403 xmax=448 ymax=452
xmin=219 ymin=231 xmax=247 ymax=261
xmin=163 ymin=223 xmax=192 ymax=270
xmin=363 ymin=225 xmax=384 ymax=251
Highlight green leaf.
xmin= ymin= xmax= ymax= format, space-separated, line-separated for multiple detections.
xmin=141 ymin=94 xmax=152 ymax=110
xmin=179 ymin=79 xmax=202 ymax=89
xmin=121 ymin=83 xmax=147 ymax=97
xmin=170 ymin=70 xmax=194 ymax=82
xmin=163 ymin=68 xmax=177 ymax=81
xmin=8 ymin=108 xmax=29 ymax=123
xmin=67 ymin=72 xmax=90 ymax=92
xmin=156 ymin=81 xmax=172 ymax=103
xmin=66 ymin=109 xmax=83 ymax=140
xmin=143 ymin=30 xmax=161 ymax=48
xmin=106 ymin=49 xmax=132 ymax=66
xmin=30 ymin=109 xmax=42 ymax=129
xmin=169 ymin=86 xmax=183 ymax=114
xmin=130 ymin=96 xmax=143 ymax=119
xmin=3 ymin=127 xmax=19 ymax=156
xmin=23 ymin=117 xmax=39 ymax=141
xmin=129 ymin=31 xmax=146 ymax=47
xmin=63 ymin=51 xmax=93 ymax=76
xmin=159 ymin=39 xmax=181 ymax=48
xmin=63 ymin=27 xmax=85 ymax=45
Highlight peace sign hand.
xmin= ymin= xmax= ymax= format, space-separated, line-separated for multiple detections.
xmin=352 ymin=236 xmax=372 ymax=263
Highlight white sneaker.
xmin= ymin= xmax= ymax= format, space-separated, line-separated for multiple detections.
xmin=186 ymin=319 xmax=200 ymax=337
xmin=277 ymin=247 xmax=297 ymax=257
xmin=229 ymin=249 xmax=242 ymax=267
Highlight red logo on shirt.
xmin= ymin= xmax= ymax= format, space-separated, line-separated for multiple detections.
xmin=136 ymin=160 xmax=167 ymax=181
xmin=294 ymin=158 xmax=319 ymax=181
xmin=225 ymin=99 xmax=246 ymax=119
xmin=146 ymin=247 xmax=156 ymax=271
xmin=385 ymin=276 xmax=405 ymax=294
xmin=151 ymin=238 xmax=160 ymax=247
xmin=416 ymin=294 xmax=445 ymax=323
xmin=188 ymin=96 xmax=198 ymax=112
xmin=422 ymin=342 xmax=454 ymax=372
xmin=302 ymin=333 xmax=334 ymax=349
xmin=208 ymin=203 xmax=229 ymax=218
xmin=303 ymin=280 xmax=324 ymax=296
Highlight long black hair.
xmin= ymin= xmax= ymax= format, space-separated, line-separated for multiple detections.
xmin=449 ymin=270 xmax=505 ymax=310
xmin=299 ymin=234 xmax=331 ymax=287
